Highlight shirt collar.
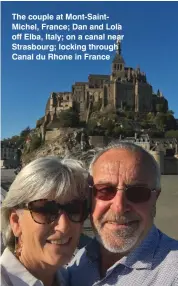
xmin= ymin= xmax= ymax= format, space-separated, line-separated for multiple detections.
xmin=119 ymin=225 xmax=159 ymax=269
xmin=86 ymin=225 xmax=159 ymax=270
xmin=1 ymin=248 xmax=65 ymax=286
xmin=86 ymin=237 xmax=100 ymax=262
xmin=1 ymin=248 xmax=41 ymax=286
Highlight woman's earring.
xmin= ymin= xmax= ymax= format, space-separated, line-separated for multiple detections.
xmin=14 ymin=236 xmax=22 ymax=258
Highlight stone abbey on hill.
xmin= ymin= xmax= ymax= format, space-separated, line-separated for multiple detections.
xmin=36 ymin=41 xmax=168 ymax=130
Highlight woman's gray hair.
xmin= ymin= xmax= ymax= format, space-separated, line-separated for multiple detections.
xmin=89 ymin=141 xmax=161 ymax=189
xmin=1 ymin=156 xmax=89 ymax=250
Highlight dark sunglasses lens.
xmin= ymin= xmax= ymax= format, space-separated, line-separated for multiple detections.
xmin=93 ymin=185 xmax=117 ymax=201
xmin=29 ymin=199 xmax=89 ymax=224
xmin=64 ymin=200 xmax=88 ymax=222
xmin=29 ymin=200 xmax=58 ymax=224
xmin=126 ymin=186 xmax=151 ymax=203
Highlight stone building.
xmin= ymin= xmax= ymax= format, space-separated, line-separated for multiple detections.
xmin=37 ymin=41 xmax=168 ymax=129
xmin=1 ymin=141 xmax=18 ymax=168
xmin=1 ymin=142 xmax=17 ymax=160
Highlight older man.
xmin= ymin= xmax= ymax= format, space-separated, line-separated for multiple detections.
xmin=68 ymin=142 xmax=178 ymax=286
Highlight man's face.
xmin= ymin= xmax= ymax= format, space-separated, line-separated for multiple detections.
xmin=91 ymin=149 xmax=160 ymax=254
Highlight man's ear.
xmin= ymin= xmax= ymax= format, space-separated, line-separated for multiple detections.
xmin=156 ymin=189 xmax=161 ymax=199
xmin=9 ymin=210 xmax=22 ymax=237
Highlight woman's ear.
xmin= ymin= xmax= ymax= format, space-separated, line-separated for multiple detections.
xmin=9 ymin=210 xmax=22 ymax=237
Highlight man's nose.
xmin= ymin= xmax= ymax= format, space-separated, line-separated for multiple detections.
xmin=110 ymin=190 xmax=130 ymax=214
xmin=54 ymin=211 xmax=70 ymax=233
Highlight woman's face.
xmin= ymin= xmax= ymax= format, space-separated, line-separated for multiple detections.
xmin=10 ymin=198 xmax=84 ymax=268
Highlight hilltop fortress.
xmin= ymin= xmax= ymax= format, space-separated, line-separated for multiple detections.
xmin=37 ymin=41 xmax=168 ymax=130
xmin=26 ymin=41 xmax=178 ymax=175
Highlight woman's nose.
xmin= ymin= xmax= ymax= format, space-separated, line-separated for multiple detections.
xmin=54 ymin=211 xmax=71 ymax=233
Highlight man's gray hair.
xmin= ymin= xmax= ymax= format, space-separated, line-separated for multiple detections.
xmin=89 ymin=141 xmax=161 ymax=189
xmin=1 ymin=156 xmax=89 ymax=250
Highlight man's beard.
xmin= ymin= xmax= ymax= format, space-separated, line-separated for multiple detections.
xmin=92 ymin=208 xmax=156 ymax=254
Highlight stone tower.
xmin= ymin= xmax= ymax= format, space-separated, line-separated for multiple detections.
xmin=111 ymin=40 xmax=125 ymax=81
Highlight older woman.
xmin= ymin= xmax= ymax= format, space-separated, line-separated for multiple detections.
xmin=1 ymin=156 xmax=90 ymax=286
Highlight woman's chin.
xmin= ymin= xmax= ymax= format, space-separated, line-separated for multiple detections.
xmin=42 ymin=239 xmax=76 ymax=266
xmin=45 ymin=251 xmax=73 ymax=267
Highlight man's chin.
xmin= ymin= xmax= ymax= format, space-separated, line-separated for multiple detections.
xmin=98 ymin=235 xmax=139 ymax=254
xmin=94 ymin=226 xmax=142 ymax=254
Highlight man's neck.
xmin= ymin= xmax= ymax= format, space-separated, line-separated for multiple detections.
xmin=99 ymin=246 xmax=127 ymax=278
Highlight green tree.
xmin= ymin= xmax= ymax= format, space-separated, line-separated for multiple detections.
xmin=20 ymin=126 xmax=31 ymax=138
xmin=112 ymin=126 xmax=123 ymax=137
xmin=165 ymin=130 xmax=178 ymax=139
xmin=154 ymin=113 xmax=167 ymax=130
xmin=125 ymin=111 xmax=134 ymax=120
xmin=30 ymin=135 xmax=42 ymax=151
xmin=18 ymin=126 xmax=32 ymax=146
xmin=124 ymin=128 xmax=135 ymax=137
xmin=140 ymin=121 xmax=150 ymax=129
xmin=9 ymin=135 xmax=20 ymax=144
xmin=102 ymin=120 xmax=114 ymax=134
xmin=167 ymin=110 xmax=174 ymax=116
xmin=166 ymin=114 xmax=176 ymax=130
xmin=146 ymin=112 xmax=155 ymax=122
xmin=87 ymin=119 xmax=98 ymax=135
xmin=148 ymin=130 xmax=165 ymax=138
xmin=116 ymin=110 xmax=126 ymax=118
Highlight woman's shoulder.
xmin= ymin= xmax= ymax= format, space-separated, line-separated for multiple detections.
xmin=1 ymin=264 xmax=13 ymax=286
xmin=0 ymin=248 xmax=14 ymax=285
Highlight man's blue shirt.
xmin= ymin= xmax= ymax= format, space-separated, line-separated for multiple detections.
xmin=67 ymin=225 xmax=178 ymax=285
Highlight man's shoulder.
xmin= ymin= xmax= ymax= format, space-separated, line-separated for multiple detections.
xmin=158 ymin=230 xmax=178 ymax=251
xmin=155 ymin=229 xmax=178 ymax=267
xmin=67 ymin=231 xmax=178 ymax=286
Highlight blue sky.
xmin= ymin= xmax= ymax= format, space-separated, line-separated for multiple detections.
xmin=1 ymin=1 xmax=178 ymax=139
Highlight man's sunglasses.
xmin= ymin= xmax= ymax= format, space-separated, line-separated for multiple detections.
xmin=18 ymin=199 xmax=89 ymax=224
xmin=91 ymin=184 xmax=156 ymax=203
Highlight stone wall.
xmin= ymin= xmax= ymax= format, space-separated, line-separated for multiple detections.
xmin=45 ymin=128 xmax=78 ymax=142
xmin=148 ymin=151 xmax=178 ymax=175
xmin=164 ymin=157 xmax=178 ymax=175
xmin=149 ymin=151 xmax=164 ymax=174
xmin=45 ymin=129 xmax=61 ymax=141
xmin=89 ymin=136 xmax=108 ymax=148
xmin=41 ymin=130 xmax=178 ymax=175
